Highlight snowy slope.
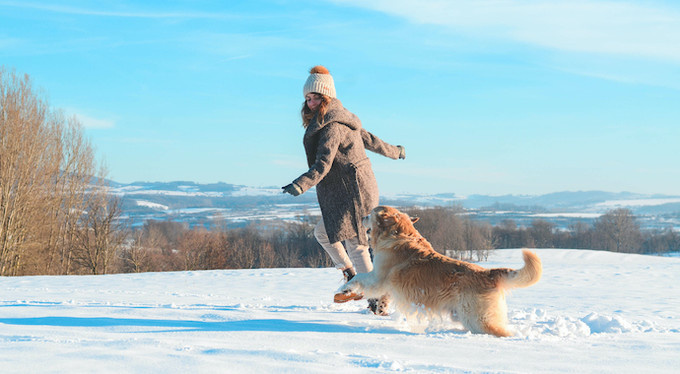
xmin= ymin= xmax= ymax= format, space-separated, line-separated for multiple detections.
xmin=1 ymin=249 xmax=679 ymax=373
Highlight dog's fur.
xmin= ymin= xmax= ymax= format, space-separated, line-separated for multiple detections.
xmin=337 ymin=206 xmax=542 ymax=337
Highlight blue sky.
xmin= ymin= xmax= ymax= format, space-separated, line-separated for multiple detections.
xmin=2 ymin=0 xmax=679 ymax=196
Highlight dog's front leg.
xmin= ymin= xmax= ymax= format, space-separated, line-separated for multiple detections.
xmin=336 ymin=271 xmax=383 ymax=300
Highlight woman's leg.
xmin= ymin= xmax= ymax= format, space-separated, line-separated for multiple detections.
xmin=345 ymin=233 xmax=388 ymax=314
xmin=344 ymin=236 xmax=373 ymax=273
xmin=314 ymin=220 xmax=352 ymax=270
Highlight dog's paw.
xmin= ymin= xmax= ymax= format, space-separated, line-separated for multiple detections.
xmin=368 ymin=295 xmax=391 ymax=316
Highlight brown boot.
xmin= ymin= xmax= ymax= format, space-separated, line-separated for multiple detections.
xmin=334 ymin=267 xmax=363 ymax=303
xmin=334 ymin=290 xmax=364 ymax=303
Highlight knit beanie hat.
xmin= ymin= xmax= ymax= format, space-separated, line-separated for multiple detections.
xmin=303 ymin=65 xmax=336 ymax=98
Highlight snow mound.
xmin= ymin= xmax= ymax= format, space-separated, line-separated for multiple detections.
xmin=581 ymin=312 xmax=634 ymax=333
xmin=509 ymin=309 xmax=669 ymax=338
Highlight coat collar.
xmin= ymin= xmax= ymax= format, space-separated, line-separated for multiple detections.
xmin=305 ymin=98 xmax=362 ymax=138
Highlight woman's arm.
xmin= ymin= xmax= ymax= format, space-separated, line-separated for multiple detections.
xmin=292 ymin=124 xmax=344 ymax=193
xmin=361 ymin=129 xmax=405 ymax=160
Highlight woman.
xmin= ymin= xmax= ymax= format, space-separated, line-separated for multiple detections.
xmin=282 ymin=65 xmax=405 ymax=310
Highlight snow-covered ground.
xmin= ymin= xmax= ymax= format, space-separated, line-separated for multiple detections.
xmin=595 ymin=197 xmax=680 ymax=208
xmin=1 ymin=249 xmax=678 ymax=373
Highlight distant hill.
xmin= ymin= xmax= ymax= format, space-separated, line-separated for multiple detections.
xmin=108 ymin=181 xmax=680 ymax=230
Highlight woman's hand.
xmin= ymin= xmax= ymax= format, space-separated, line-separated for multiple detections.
xmin=282 ymin=183 xmax=303 ymax=196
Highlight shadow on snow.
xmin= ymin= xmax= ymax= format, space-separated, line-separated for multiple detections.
xmin=0 ymin=316 xmax=414 ymax=335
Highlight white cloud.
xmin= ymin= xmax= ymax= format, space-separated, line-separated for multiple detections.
xmin=334 ymin=0 xmax=680 ymax=63
xmin=79 ymin=114 xmax=115 ymax=129
xmin=66 ymin=110 xmax=115 ymax=129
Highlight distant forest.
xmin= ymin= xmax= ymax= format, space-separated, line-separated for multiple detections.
xmin=113 ymin=206 xmax=679 ymax=275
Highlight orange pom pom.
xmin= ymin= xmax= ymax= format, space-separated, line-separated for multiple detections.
xmin=309 ymin=65 xmax=330 ymax=74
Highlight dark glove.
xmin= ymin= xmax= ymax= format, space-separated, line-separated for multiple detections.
xmin=397 ymin=145 xmax=406 ymax=160
xmin=282 ymin=183 xmax=302 ymax=196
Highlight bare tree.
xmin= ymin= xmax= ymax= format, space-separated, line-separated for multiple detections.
xmin=40 ymin=116 xmax=96 ymax=274
xmin=464 ymin=220 xmax=492 ymax=261
xmin=0 ymin=67 xmax=101 ymax=275
xmin=176 ymin=227 xmax=227 ymax=271
xmin=274 ymin=217 xmax=330 ymax=268
xmin=123 ymin=220 xmax=188 ymax=273
xmin=528 ymin=219 xmax=555 ymax=248
xmin=565 ymin=221 xmax=593 ymax=250
xmin=642 ymin=228 xmax=680 ymax=254
xmin=72 ymin=185 xmax=127 ymax=274
xmin=120 ymin=230 xmax=153 ymax=273
xmin=593 ymin=208 xmax=642 ymax=253
xmin=405 ymin=206 xmax=491 ymax=260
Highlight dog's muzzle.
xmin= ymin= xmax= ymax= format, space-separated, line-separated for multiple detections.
xmin=362 ymin=215 xmax=371 ymax=229
xmin=362 ymin=215 xmax=372 ymax=237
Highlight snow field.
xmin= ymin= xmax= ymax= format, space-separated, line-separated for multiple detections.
xmin=1 ymin=249 xmax=679 ymax=373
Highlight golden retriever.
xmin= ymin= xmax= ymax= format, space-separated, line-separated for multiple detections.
xmin=334 ymin=205 xmax=542 ymax=337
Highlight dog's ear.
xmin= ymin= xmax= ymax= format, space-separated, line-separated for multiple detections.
xmin=378 ymin=212 xmax=398 ymax=227
xmin=410 ymin=216 xmax=419 ymax=224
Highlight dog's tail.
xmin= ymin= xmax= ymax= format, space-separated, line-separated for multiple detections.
xmin=500 ymin=249 xmax=542 ymax=290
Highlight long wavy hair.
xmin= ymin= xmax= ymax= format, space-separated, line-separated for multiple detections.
xmin=301 ymin=94 xmax=332 ymax=128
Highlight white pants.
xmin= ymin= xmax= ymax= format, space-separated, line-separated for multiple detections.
xmin=314 ymin=220 xmax=373 ymax=273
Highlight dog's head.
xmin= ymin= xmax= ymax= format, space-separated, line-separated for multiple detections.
xmin=363 ymin=206 xmax=420 ymax=241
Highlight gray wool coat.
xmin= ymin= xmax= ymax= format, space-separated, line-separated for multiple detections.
xmin=292 ymin=98 xmax=402 ymax=246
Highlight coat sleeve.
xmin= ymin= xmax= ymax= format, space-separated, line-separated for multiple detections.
xmin=361 ymin=129 xmax=402 ymax=160
xmin=293 ymin=124 xmax=344 ymax=193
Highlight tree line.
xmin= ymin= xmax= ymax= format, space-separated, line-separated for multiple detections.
xmin=488 ymin=208 xmax=679 ymax=254
xmin=115 ymin=205 xmax=678 ymax=274
xmin=2 ymin=67 xmax=678 ymax=276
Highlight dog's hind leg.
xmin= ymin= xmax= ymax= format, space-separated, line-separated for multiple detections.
xmin=480 ymin=321 xmax=513 ymax=337
xmin=455 ymin=312 xmax=512 ymax=337
xmin=471 ymin=294 xmax=513 ymax=337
